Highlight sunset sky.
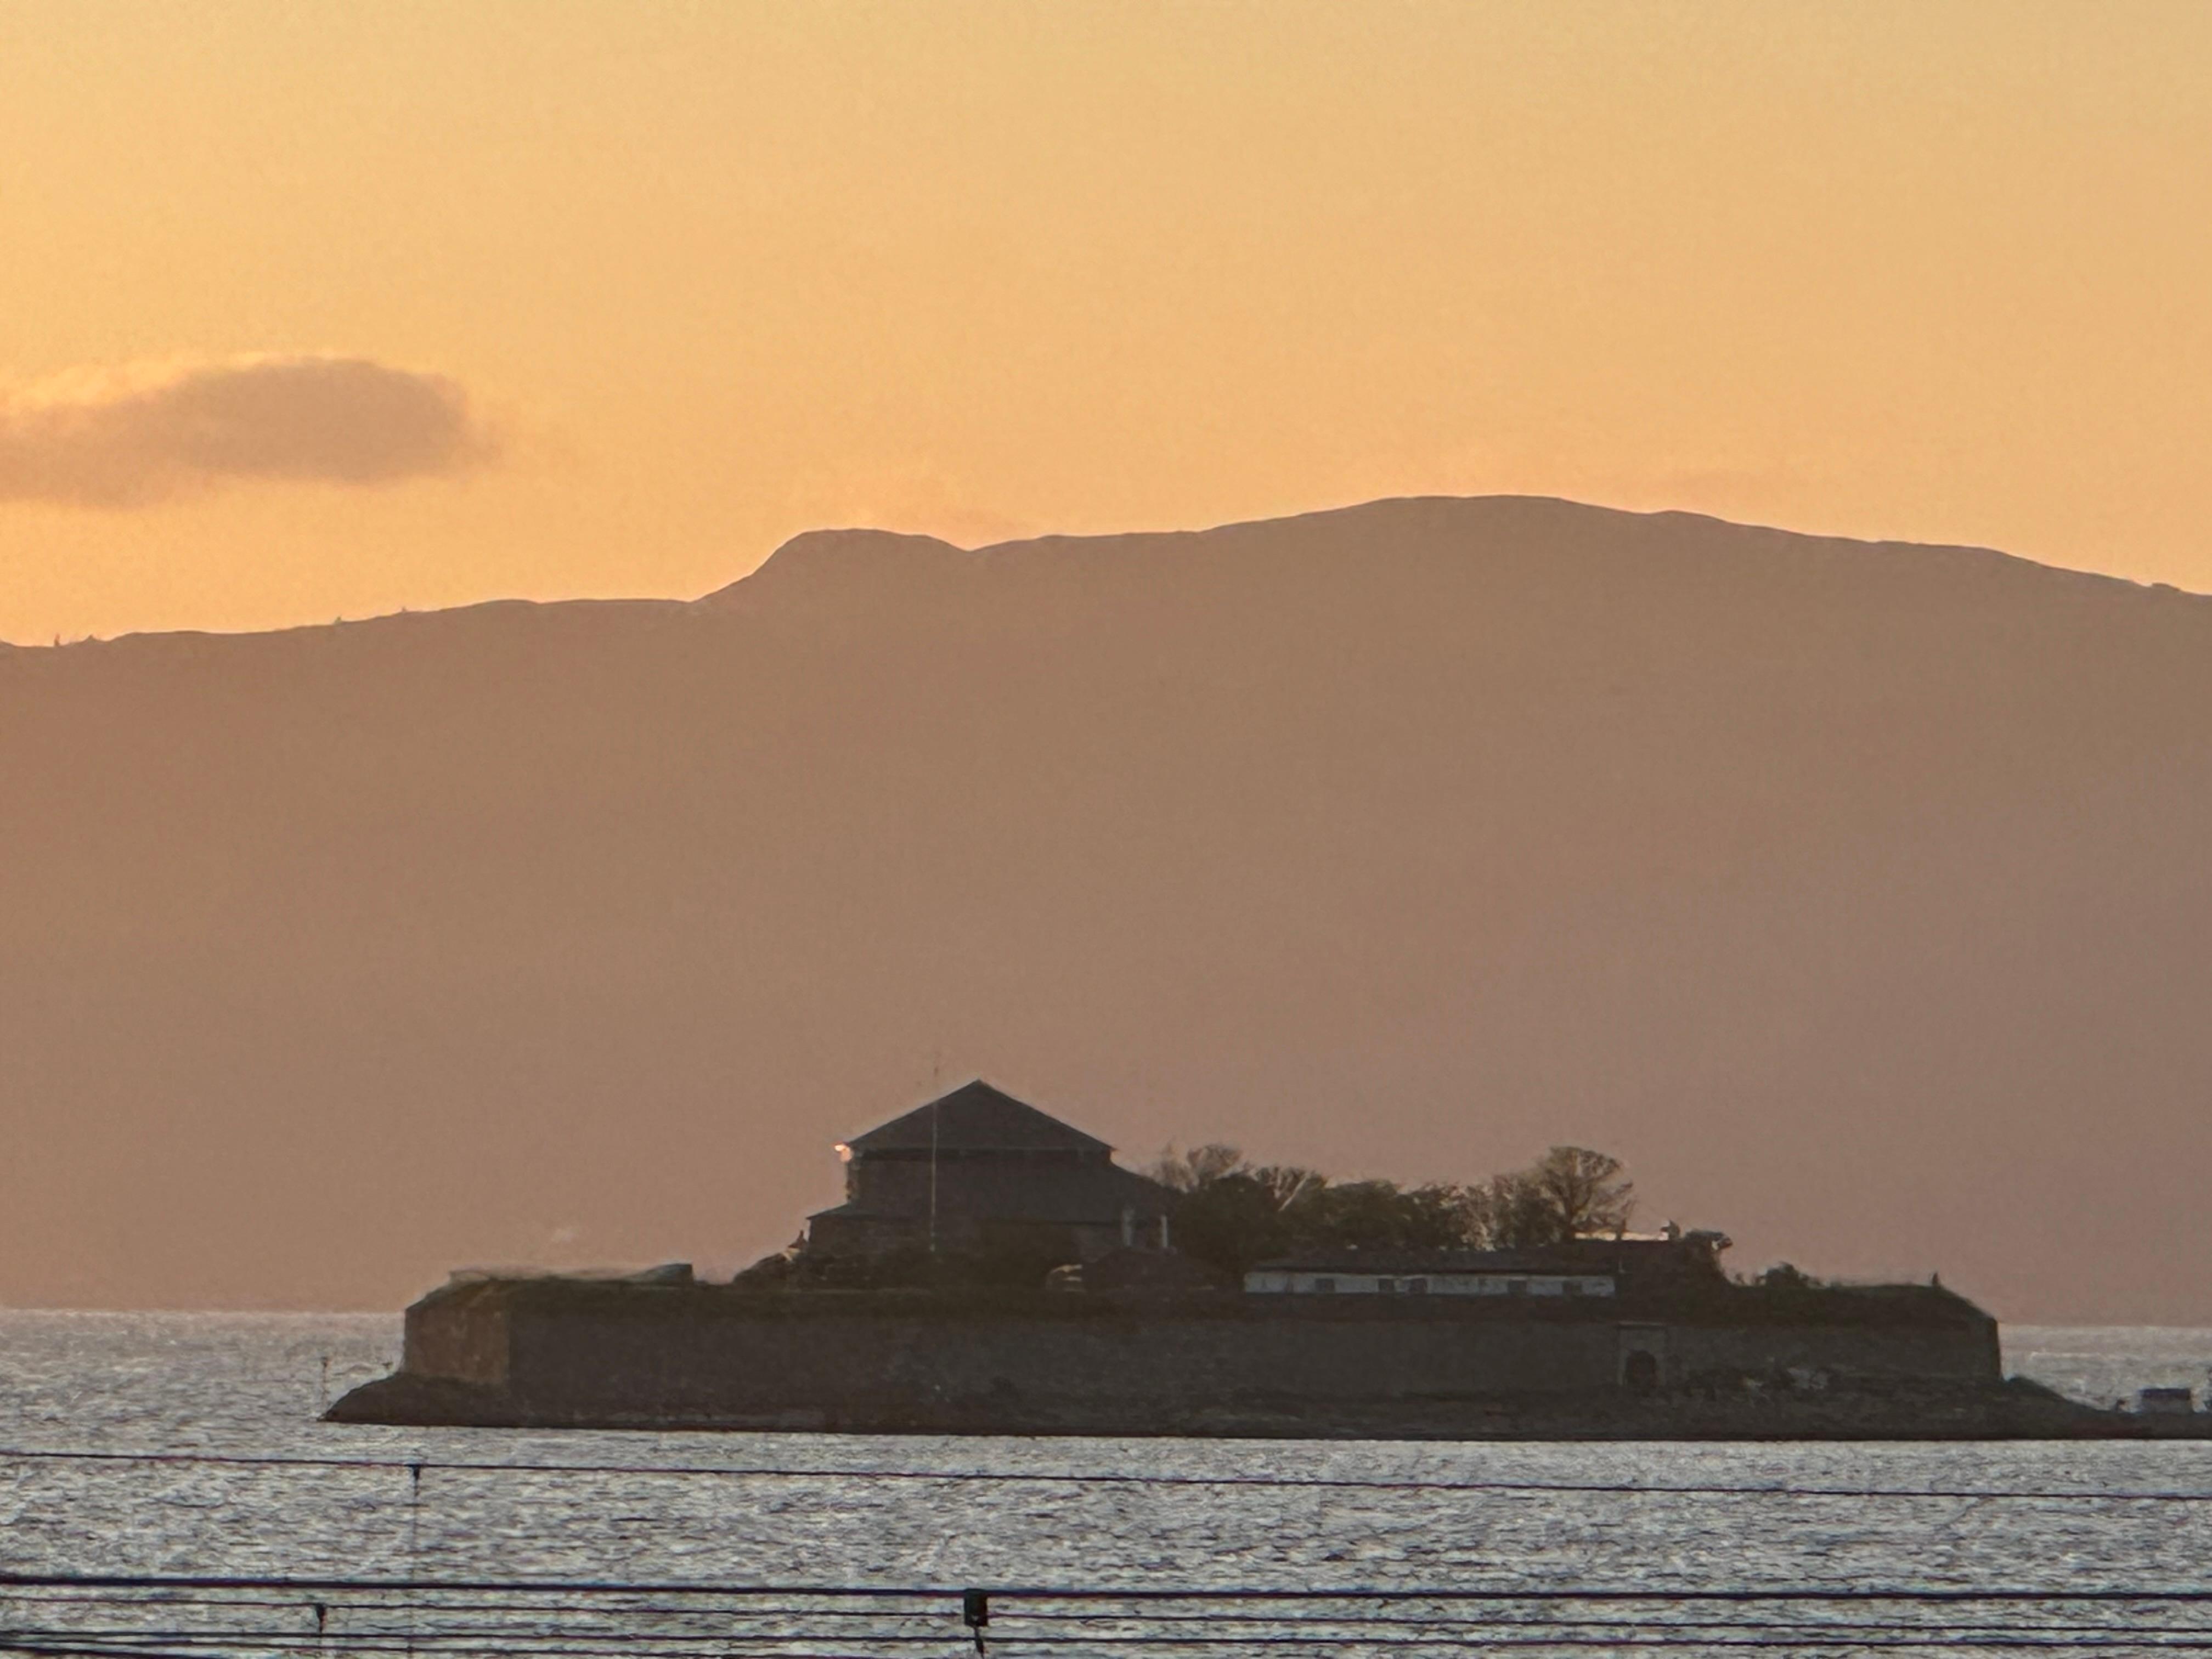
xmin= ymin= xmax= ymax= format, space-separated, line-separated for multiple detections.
xmin=4 ymin=0 xmax=2208 ymax=645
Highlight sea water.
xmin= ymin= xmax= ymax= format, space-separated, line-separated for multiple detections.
xmin=2 ymin=1311 xmax=2210 ymax=1654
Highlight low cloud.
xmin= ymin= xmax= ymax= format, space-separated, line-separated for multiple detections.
xmin=0 ymin=354 xmax=498 ymax=507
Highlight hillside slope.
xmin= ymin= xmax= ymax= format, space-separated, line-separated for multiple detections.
xmin=3 ymin=496 xmax=2207 ymax=1318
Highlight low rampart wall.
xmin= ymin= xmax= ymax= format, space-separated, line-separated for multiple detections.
xmin=392 ymin=1280 xmax=2000 ymax=1430
xmin=507 ymin=1299 xmax=1624 ymax=1418
xmin=403 ymin=1279 xmax=513 ymax=1385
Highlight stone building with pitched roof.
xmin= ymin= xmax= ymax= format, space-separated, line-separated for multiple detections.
xmin=803 ymin=1080 xmax=1173 ymax=1264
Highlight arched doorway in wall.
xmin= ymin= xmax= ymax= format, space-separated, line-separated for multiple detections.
xmin=1617 ymin=1322 xmax=1668 ymax=1392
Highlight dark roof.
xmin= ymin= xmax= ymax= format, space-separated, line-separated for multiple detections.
xmin=807 ymin=1161 xmax=1171 ymax=1228
xmin=1249 ymin=1249 xmax=1618 ymax=1276
xmin=843 ymin=1081 xmax=1115 ymax=1156
xmin=919 ymin=1163 xmax=1173 ymax=1221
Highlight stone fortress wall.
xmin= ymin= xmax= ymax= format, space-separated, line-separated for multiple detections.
xmin=390 ymin=1276 xmax=2001 ymax=1434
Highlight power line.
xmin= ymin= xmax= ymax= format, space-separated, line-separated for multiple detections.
xmin=10 ymin=1636 xmax=2212 ymax=1656
xmin=11 ymin=1576 xmax=2212 ymax=1602
xmin=20 ymin=1615 xmax=2212 ymax=1638
xmin=21 ymin=1610 xmax=2212 ymax=1637
xmin=1 ymin=1446 xmax=2202 ymax=1504
xmin=14 ymin=1573 xmax=2212 ymax=1655
xmin=14 ymin=1613 xmax=2211 ymax=1651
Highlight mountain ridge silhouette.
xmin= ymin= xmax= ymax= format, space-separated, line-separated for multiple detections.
xmin=3 ymin=495 xmax=2205 ymax=1318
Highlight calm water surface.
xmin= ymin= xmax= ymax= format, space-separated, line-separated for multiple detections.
xmin=2 ymin=1312 xmax=2209 ymax=1654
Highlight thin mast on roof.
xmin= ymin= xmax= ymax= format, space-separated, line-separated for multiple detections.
xmin=927 ymin=1055 xmax=942 ymax=1256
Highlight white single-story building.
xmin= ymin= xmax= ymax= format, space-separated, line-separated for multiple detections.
xmin=1243 ymin=1249 xmax=1616 ymax=1298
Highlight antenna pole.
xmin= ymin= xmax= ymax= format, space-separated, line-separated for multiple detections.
xmin=926 ymin=1053 xmax=943 ymax=1258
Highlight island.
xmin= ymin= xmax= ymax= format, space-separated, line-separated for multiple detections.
xmin=329 ymin=1082 xmax=2198 ymax=1438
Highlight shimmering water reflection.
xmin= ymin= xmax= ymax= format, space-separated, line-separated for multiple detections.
xmin=2 ymin=1313 xmax=2209 ymax=1655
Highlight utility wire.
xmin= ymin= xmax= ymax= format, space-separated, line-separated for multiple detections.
xmin=12 ymin=1576 xmax=2212 ymax=1602
xmin=13 ymin=1648 xmax=2212 ymax=1654
xmin=1 ymin=1446 xmax=2201 ymax=1504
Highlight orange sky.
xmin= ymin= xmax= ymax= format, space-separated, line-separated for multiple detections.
xmin=4 ymin=0 xmax=2209 ymax=645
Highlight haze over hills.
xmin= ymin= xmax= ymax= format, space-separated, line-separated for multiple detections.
xmin=3 ymin=496 xmax=2208 ymax=1321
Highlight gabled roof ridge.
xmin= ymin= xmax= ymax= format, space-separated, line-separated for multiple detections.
xmin=844 ymin=1079 xmax=1116 ymax=1155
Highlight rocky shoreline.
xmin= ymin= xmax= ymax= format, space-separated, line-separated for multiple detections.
xmin=330 ymin=1369 xmax=2200 ymax=1441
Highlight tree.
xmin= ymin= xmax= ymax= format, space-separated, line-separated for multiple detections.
xmin=1394 ymin=1182 xmax=1480 ymax=1250
xmin=1165 ymin=1171 xmax=1295 ymax=1274
xmin=1150 ymin=1143 xmax=1250 ymax=1193
xmin=1457 ymin=1171 xmax=1560 ymax=1248
xmin=1148 ymin=1138 xmax=1638 ymax=1274
xmin=1449 ymin=1150 xmax=1635 ymax=1247
xmin=1250 ymin=1163 xmax=1327 ymax=1214
xmin=1307 ymin=1180 xmax=1414 ymax=1250
xmin=1529 ymin=1146 xmax=1635 ymax=1239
